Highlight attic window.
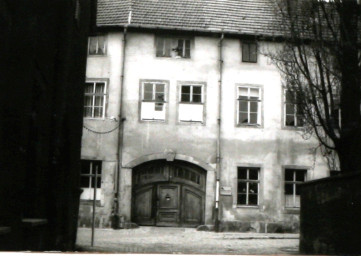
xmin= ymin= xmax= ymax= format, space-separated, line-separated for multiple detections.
xmin=242 ymin=42 xmax=257 ymax=63
xmin=88 ymin=35 xmax=107 ymax=55
xmin=156 ymin=36 xmax=191 ymax=58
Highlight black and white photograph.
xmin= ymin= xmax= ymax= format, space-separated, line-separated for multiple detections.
xmin=0 ymin=0 xmax=360 ymax=254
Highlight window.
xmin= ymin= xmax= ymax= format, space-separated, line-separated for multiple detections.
xmin=237 ymin=86 xmax=261 ymax=126
xmin=242 ymin=42 xmax=257 ymax=63
xmin=284 ymin=89 xmax=304 ymax=127
xmin=179 ymin=84 xmax=204 ymax=123
xmin=88 ymin=35 xmax=106 ymax=55
xmin=237 ymin=167 xmax=260 ymax=206
xmin=84 ymin=81 xmax=107 ymax=118
xmin=284 ymin=168 xmax=307 ymax=208
xmin=156 ymin=36 xmax=191 ymax=58
xmin=140 ymin=81 xmax=167 ymax=121
xmin=80 ymin=160 xmax=102 ymax=200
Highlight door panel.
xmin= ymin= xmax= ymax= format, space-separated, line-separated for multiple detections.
xmin=156 ymin=184 xmax=180 ymax=226
xmin=133 ymin=185 xmax=155 ymax=225
xmin=182 ymin=186 xmax=204 ymax=227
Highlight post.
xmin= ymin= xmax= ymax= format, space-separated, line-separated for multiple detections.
xmin=91 ymin=165 xmax=97 ymax=246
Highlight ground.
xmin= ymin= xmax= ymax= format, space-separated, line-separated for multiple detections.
xmin=76 ymin=227 xmax=299 ymax=254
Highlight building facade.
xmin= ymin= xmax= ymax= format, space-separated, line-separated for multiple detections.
xmin=78 ymin=0 xmax=330 ymax=232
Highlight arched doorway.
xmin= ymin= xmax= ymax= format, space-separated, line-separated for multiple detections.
xmin=132 ymin=160 xmax=206 ymax=227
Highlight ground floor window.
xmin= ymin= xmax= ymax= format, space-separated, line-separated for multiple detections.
xmin=237 ymin=167 xmax=260 ymax=206
xmin=284 ymin=168 xmax=307 ymax=208
xmin=80 ymin=160 xmax=102 ymax=201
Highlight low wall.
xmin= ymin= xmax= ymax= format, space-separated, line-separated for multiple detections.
xmin=299 ymin=171 xmax=361 ymax=254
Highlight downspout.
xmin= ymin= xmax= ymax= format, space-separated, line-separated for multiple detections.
xmin=112 ymin=11 xmax=131 ymax=229
xmin=215 ymin=32 xmax=224 ymax=232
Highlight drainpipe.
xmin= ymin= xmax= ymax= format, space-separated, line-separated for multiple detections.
xmin=215 ymin=33 xmax=224 ymax=232
xmin=112 ymin=24 xmax=128 ymax=229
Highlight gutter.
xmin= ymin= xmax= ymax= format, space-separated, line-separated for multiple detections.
xmin=215 ymin=32 xmax=224 ymax=232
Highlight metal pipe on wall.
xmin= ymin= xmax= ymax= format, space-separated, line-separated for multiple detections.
xmin=215 ymin=32 xmax=224 ymax=232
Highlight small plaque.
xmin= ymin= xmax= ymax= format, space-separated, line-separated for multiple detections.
xmin=220 ymin=186 xmax=232 ymax=196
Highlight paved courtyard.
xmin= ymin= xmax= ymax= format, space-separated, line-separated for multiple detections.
xmin=76 ymin=227 xmax=299 ymax=254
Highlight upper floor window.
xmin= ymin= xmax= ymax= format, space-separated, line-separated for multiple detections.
xmin=179 ymin=83 xmax=205 ymax=123
xmin=237 ymin=86 xmax=262 ymax=126
xmin=156 ymin=36 xmax=191 ymax=58
xmin=237 ymin=167 xmax=260 ymax=206
xmin=242 ymin=42 xmax=257 ymax=63
xmin=88 ymin=35 xmax=106 ymax=55
xmin=80 ymin=160 xmax=102 ymax=201
xmin=284 ymin=89 xmax=304 ymax=127
xmin=140 ymin=80 xmax=167 ymax=121
xmin=284 ymin=168 xmax=307 ymax=208
xmin=84 ymin=81 xmax=107 ymax=118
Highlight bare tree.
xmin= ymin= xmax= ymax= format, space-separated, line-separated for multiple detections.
xmin=268 ymin=0 xmax=360 ymax=173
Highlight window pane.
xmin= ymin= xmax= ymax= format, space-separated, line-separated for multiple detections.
xmin=237 ymin=194 xmax=246 ymax=205
xmin=164 ymin=38 xmax=171 ymax=57
xmin=297 ymin=116 xmax=304 ymax=126
xmin=249 ymin=169 xmax=259 ymax=180
xmin=250 ymin=101 xmax=258 ymax=112
xmin=81 ymin=161 xmax=91 ymax=174
xmin=192 ymin=86 xmax=202 ymax=94
xmin=154 ymin=103 xmax=163 ymax=111
xmin=83 ymin=107 xmax=92 ymax=117
xmin=184 ymin=40 xmax=191 ymax=58
xmin=239 ymin=87 xmax=248 ymax=96
xmin=249 ymin=43 xmax=257 ymax=62
xmin=93 ymin=107 xmax=103 ymax=117
xmin=97 ymin=36 xmax=105 ymax=54
xmin=248 ymin=194 xmax=258 ymax=205
xmin=192 ymin=94 xmax=201 ymax=103
xmin=95 ymin=83 xmax=105 ymax=93
xmin=286 ymin=115 xmax=295 ymax=126
xmin=155 ymin=84 xmax=165 ymax=101
xmin=143 ymin=83 xmax=153 ymax=100
xmin=181 ymin=86 xmax=191 ymax=102
xmin=250 ymin=88 xmax=259 ymax=97
xmin=296 ymin=170 xmax=306 ymax=182
xmin=249 ymin=113 xmax=258 ymax=124
xmin=249 ymin=183 xmax=258 ymax=194
xmin=242 ymin=43 xmax=250 ymax=62
xmin=238 ymin=182 xmax=247 ymax=193
xmin=238 ymin=168 xmax=247 ymax=179
xmin=285 ymin=183 xmax=293 ymax=195
xmin=80 ymin=176 xmax=89 ymax=188
xmin=94 ymin=96 xmax=104 ymax=107
xmin=88 ymin=37 xmax=97 ymax=54
xmin=156 ymin=37 xmax=165 ymax=57
xmin=286 ymin=103 xmax=294 ymax=115
xmin=239 ymin=100 xmax=248 ymax=112
xmin=285 ymin=170 xmax=294 ymax=181
xmin=295 ymin=184 xmax=302 ymax=195
xmin=285 ymin=90 xmax=292 ymax=103
xmin=85 ymin=83 xmax=94 ymax=93
xmin=84 ymin=96 xmax=93 ymax=107
xmin=176 ymin=39 xmax=184 ymax=57
xmin=239 ymin=113 xmax=248 ymax=124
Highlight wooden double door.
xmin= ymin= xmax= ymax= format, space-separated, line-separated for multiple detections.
xmin=132 ymin=161 xmax=206 ymax=227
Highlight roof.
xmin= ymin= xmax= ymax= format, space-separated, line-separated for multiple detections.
xmin=97 ymin=0 xmax=283 ymax=37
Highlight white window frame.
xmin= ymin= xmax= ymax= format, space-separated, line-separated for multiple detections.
xmin=178 ymin=82 xmax=205 ymax=123
xmin=237 ymin=85 xmax=262 ymax=126
xmin=140 ymin=80 xmax=168 ymax=122
xmin=237 ymin=167 xmax=260 ymax=206
xmin=284 ymin=89 xmax=304 ymax=127
xmin=284 ymin=168 xmax=307 ymax=208
xmin=84 ymin=80 xmax=107 ymax=119
xmin=80 ymin=160 xmax=102 ymax=201
xmin=88 ymin=35 xmax=107 ymax=55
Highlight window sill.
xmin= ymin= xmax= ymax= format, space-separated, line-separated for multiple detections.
xmin=83 ymin=118 xmax=107 ymax=121
xmin=178 ymin=120 xmax=204 ymax=126
xmin=236 ymin=124 xmax=262 ymax=128
xmin=282 ymin=125 xmax=304 ymax=131
xmin=235 ymin=205 xmax=259 ymax=209
xmin=284 ymin=207 xmax=300 ymax=214
xmin=156 ymin=56 xmax=191 ymax=60
xmin=88 ymin=54 xmax=107 ymax=57
xmin=80 ymin=200 xmax=102 ymax=207
xmin=139 ymin=119 xmax=167 ymax=124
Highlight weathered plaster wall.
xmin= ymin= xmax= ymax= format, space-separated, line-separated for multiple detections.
xmin=79 ymin=32 xmax=329 ymax=229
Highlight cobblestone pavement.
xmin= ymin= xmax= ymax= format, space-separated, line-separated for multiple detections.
xmin=76 ymin=227 xmax=299 ymax=254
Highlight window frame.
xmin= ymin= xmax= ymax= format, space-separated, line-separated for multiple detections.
xmin=88 ymin=35 xmax=107 ymax=56
xmin=283 ymin=167 xmax=308 ymax=209
xmin=177 ymin=81 xmax=206 ymax=125
xmin=283 ymin=89 xmax=304 ymax=128
xmin=236 ymin=167 xmax=260 ymax=207
xmin=155 ymin=35 xmax=192 ymax=59
xmin=139 ymin=79 xmax=169 ymax=123
xmin=83 ymin=79 xmax=108 ymax=119
xmin=236 ymin=84 xmax=263 ymax=127
xmin=241 ymin=41 xmax=258 ymax=63
xmin=80 ymin=160 xmax=102 ymax=201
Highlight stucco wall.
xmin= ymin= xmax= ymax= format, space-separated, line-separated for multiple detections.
xmin=79 ymin=31 xmax=329 ymax=229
